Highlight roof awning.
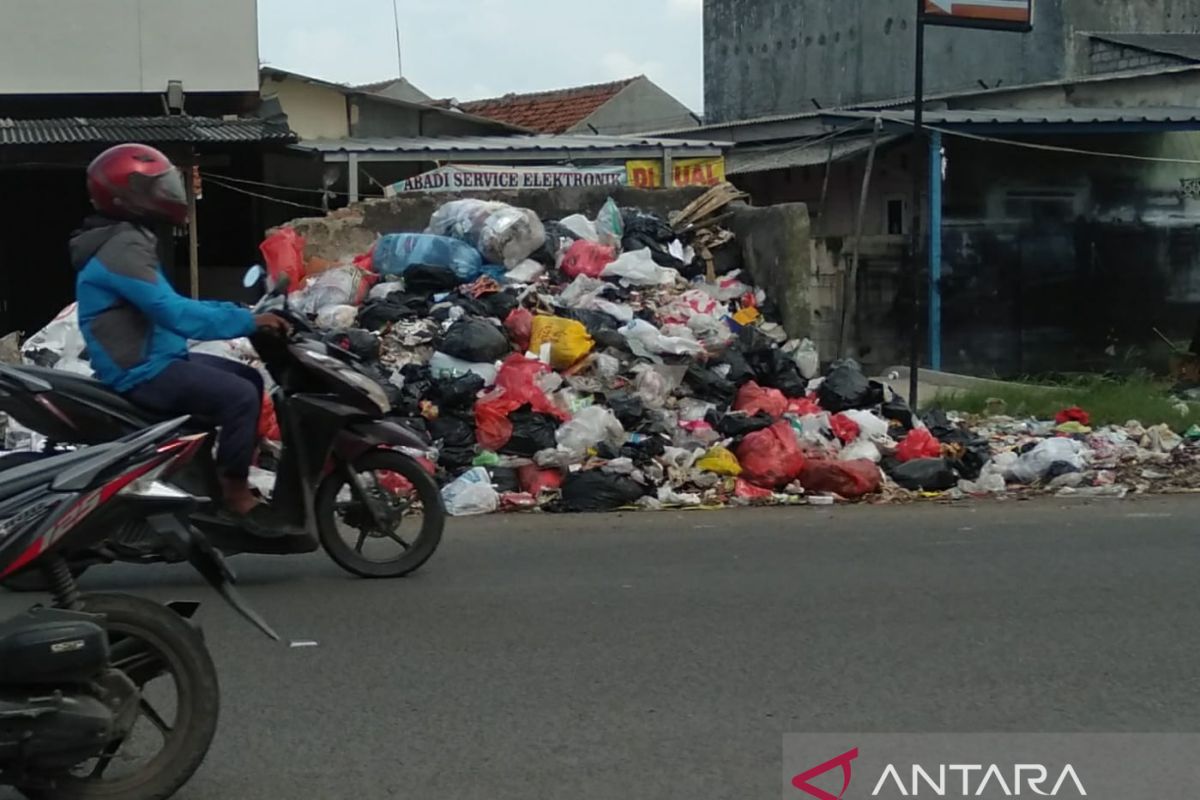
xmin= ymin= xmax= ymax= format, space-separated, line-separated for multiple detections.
xmin=727 ymin=135 xmax=901 ymax=175
xmin=0 ymin=115 xmax=296 ymax=146
xmin=821 ymin=107 xmax=1200 ymax=135
xmin=291 ymin=133 xmax=728 ymax=163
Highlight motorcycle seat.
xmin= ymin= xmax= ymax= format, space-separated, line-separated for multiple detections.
xmin=5 ymin=366 xmax=213 ymax=431
xmin=0 ymin=444 xmax=118 ymax=502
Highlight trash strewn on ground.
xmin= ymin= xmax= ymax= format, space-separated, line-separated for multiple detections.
xmin=13 ymin=182 xmax=1200 ymax=515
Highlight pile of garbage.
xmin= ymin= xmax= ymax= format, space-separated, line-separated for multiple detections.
xmin=13 ymin=185 xmax=1200 ymax=516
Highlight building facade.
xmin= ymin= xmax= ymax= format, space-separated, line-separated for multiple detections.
xmin=703 ymin=0 xmax=1200 ymax=123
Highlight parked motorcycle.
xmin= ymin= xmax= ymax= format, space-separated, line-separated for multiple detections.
xmin=0 ymin=269 xmax=444 ymax=580
xmin=0 ymin=417 xmax=277 ymax=800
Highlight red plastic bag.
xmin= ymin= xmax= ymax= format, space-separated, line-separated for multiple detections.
xmin=735 ymin=479 xmax=775 ymax=500
xmin=353 ymin=244 xmax=376 ymax=272
xmin=830 ymin=413 xmax=861 ymax=444
xmin=474 ymin=355 xmax=569 ymax=450
xmin=518 ymin=464 xmax=564 ymax=495
xmin=788 ymin=396 xmax=823 ymax=416
xmin=800 ymin=459 xmax=882 ymax=498
xmin=259 ymin=228 xmax=306 ymax=292
xmin=736 ymin=421 xmax=806 ymax=489
xmin=504 ymin=308 xmax=534 ymax=352
xmin=560 ymin=240 xmax=615 ymax=279
xmin=734 ymin=381 xmax=789 ymax=419
xmin=896 ymin=428 xmax=942 ymax=462
xmin=1055 ymin=406 xmax=1091 ymax=426
xmin=375 ymin=456 xmax=435 ymax=496
xmin=257 ymin=393 xmax=281 ymax=442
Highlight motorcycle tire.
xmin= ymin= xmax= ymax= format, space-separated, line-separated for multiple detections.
xmin=315 ymin=449 xmax=444 ymax=579
xmin=21 ymin=593 xmax=219 ymax=800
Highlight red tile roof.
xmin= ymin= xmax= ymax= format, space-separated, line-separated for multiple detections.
xmin=454 ymin=77 xmax=640 ymax=134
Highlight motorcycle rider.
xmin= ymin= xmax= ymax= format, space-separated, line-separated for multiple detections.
xmin=71 ymin=143 xmax=292 ymax=536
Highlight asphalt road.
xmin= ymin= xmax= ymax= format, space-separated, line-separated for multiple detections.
xmin=4 ymin=496 xmax=1200 ymax=799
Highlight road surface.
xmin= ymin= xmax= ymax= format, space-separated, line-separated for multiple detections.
xmin=4 ymin=497 xmax=1200 ymax=799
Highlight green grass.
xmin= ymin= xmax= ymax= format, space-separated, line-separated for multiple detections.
xmin=928 ymin=374 xmax=1200 ymax=430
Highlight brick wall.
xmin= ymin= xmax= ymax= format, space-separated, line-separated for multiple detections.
xmin=1087 ymin=40 xmax=1183 ymax=75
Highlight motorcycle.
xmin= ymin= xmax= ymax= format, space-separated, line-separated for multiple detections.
xmin=0 ymin=416 xmax=278 ymax=800
xmin=0 ymin=268 xmax=445 ymax=580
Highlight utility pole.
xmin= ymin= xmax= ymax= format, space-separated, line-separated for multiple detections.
xmin=392 ymin=0 xmax=403 ymax=77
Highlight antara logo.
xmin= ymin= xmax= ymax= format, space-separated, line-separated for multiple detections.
xmin=792 ymin=751 xmax=1088 ymax=798
xmin=871 ymin=764 xmax=1087 ymax=797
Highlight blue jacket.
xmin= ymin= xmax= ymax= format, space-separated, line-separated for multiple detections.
xmin=71 ymin=217 xmax=257 ymax=392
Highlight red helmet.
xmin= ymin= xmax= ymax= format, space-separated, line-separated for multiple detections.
xmin=86 ymin=143 xmax=188 ymax=226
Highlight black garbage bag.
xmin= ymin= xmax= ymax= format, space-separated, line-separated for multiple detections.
xmin=532 ymin=221 xmax=579 ymax=267
xmin=478 ymin=289 xmax=519 ymax=321
xmin=405 ymin=264 xmax=463 ymax=294
xmin=818 ymin=364 xmax=884 ymax=412
xmin=606 ymin=393 xmax=646 ymax=430
xmin=430 ymin=373 xmax=485 ymax=410
xmin=593 ymin=328 xmax=631 ymax=353
xmin=394 ymin=365 xmax=434 ymax=416
xmin=358 ymin=296 xmax=428 ymax=330
xmin=502 ymin=406 xmax=560 ymax=457
xmin=881 ymin=394 xmax=916 ymax=431
xmin=439 ymin=318 xmax=511 ymax=363
xmin=706 ymin=409 xmax=775 ymax=438
xmin=621 ymin=209 xmax=674 ymax=247
xmin=888 ymin=458 xmax=959 ymax=492
xmin=746 ymin=349 xmax=808 ymax=398
xmin=714 ymin=348 xmax=755 ymax=386
xmin=646 ymin=248 xmax=686 ymax=270
xmin=428 ymin=414 xmax=477 ymax=471
xmin=685 ymin=364 xmax=737 ymax=406
xmin=597 ymin=434 xmax=667 ymax=466
xmin=323 ymin=329 xmax=381 ymax=362
xmin=938 ymin=426 xmax=992 ymax=481
xmin=558 ymin=307 xmax=622 ymax=335
xmin=558 ymin=471 xmax=645 ymax=512
xmin=490 ymin=467 xmax=521 ymax=494
xmin=920 ymin=409 xmax=956 ymax=440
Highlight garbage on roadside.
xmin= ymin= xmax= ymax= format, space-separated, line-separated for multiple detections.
xmin=17 ymin=183 xmax=1200 ymax=514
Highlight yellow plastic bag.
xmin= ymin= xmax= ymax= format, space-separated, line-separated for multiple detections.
xmin=529 ymin=316 xmax=595 ymax=370
xmin=696 ymin=445 xmax=743 ymax=477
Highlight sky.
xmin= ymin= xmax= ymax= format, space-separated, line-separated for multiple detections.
xmin=257 ymin=0 xmax=705 ymax=112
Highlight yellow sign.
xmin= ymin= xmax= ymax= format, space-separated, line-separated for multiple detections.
xmin=626 ymin=157 xmax=726 ymax=189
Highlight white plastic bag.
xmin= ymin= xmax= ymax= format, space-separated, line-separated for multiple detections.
xmin=783 ymin=338 xmax=821 ymax=380
xmin=505 ymin=259 xmax=545 ymax=284
xmin=22 ymin=303 xmax=87 ymax=365
xmin=619 ymin=319 xmax=705 ymax=358
xmin=441 ymin=467 xmax=499 ymax=517
xmin=841 ymin=409 xmax=890 ymax=441
xmin=840 ymin=439 xmax=882 ymax=463
xmin=595 ymin=198 xmax=624 ymax=249
xmin=368 ymin=281 xmax=408 ymax=302
xmin=602 ymin=250 xmax=680 ymax=287
xmin=559 ymin=214 xmax=599 ymax=243
xmin=428 ymin=199 xmax=546 ymax=268
xmin=1008 ymin=438 xmax=1087 ymax=484
xmin=295 ymin=266 xmax=367 ymax=314
xmin=315 ymin=304 xmax=359 ymax=330
xmin=556 ymin=406 xmax=625 ymax=454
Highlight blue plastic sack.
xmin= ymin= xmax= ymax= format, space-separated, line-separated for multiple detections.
xmin=372 ymin=233 xmax=484 ymax=281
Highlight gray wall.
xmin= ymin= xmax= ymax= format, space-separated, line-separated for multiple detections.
xmin=704 ymin=0 xmax=1200 ymax=123
xmin=571 ymin=78 xmax=699 ymax=135
xmin=0 ymin=0 xmax=259 ymax=94
xmin=351 ymin=97 xmax=514 ymax=139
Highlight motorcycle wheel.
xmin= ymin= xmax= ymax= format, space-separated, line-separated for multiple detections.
xmin=315 ymin=449 xmax=444 ymax=579
xmin=21 ymin=593 xmax=219 ymax=800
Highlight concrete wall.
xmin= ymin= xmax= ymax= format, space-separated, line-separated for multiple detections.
xmin=703 ymin=0 xmax=1200 ymax=123
xmin=571 ymin=78 xmax=699 ymax=135
xmin=1086 ymin=39 xmax=1186 ymax=76
xmin=0 ymin=0 xmax=258 ymax=94
xmin=261 ymin=76 xmax=349 ymax=140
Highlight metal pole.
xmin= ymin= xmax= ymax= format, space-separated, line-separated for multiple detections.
xmin=928 ymin=129 xmax=943 ymax=371
xmin=661 ymin=147 xmax=674 ymax=190
xmin=348 ymin=153 xmax=360 ymax=204
xmin=908 ymin=0 xmax=926 ymax=408
xmin=187 ymin=162 xmax=200 ymax=299
xmin=392 ymin=0 xmax=403 ymax=77
xmin=841 ymin=116 xmax=883 ymax=359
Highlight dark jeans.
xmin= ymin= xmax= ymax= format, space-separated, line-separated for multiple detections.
xmin=126 ymin=354 xmax=263 ymax=479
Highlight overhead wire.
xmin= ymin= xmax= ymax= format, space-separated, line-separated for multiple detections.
xmin=202 ymin=175 xmax=327 ymax=213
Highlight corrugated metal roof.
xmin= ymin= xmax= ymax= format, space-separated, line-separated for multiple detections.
xmin=0 ymin=115 xmax=296 ymax=146
xmin=828 ymin=107 xmax=1200 ymax=127
xmin=294 ymin=133 xmax=728 ymax=159
xmin=1089 ymin=33 xmax=1200 ymax=63
xmin=727 ymin=135 xmax=901 ymax=175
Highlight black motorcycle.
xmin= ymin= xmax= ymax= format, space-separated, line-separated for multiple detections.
xmin=0 ymin=269 xmax=444 ymax=580
xmin=0 ymin=417 xmax=277 ymax=800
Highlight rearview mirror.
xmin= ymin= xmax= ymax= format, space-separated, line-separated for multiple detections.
xmin=242 ymin=265 xmax=266 ymax=289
